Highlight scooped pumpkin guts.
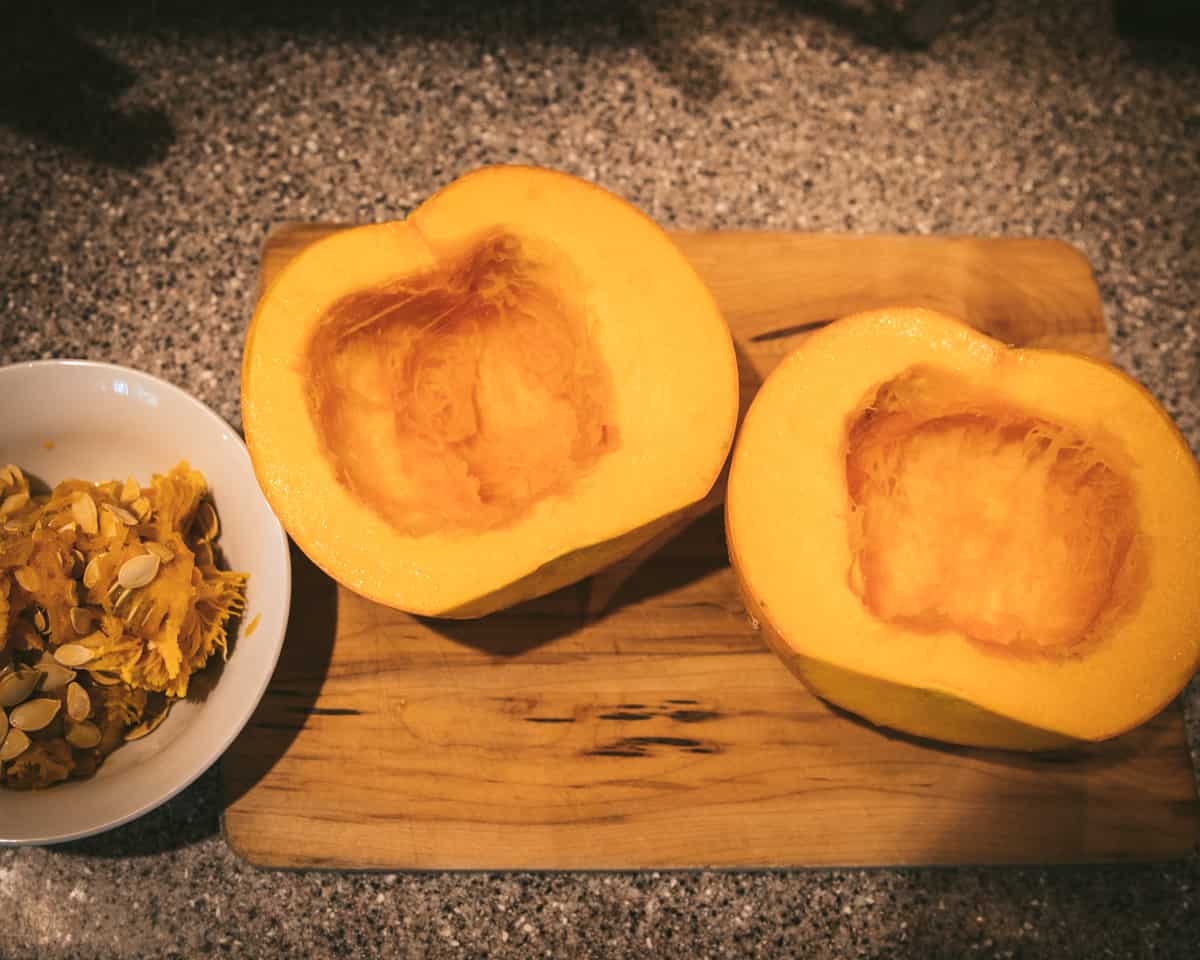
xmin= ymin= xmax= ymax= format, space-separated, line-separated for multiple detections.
xmin=0 ymin=462 xmax=246 ymax=788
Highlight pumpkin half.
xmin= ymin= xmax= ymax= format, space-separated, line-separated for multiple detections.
xmin=243 ymin=166 xmax=738 ymax=617
xmin=726 ymin=307 xmax=1200 ymax=750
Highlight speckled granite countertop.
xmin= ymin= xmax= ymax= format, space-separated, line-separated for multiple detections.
xmin=2 ymin=1 xmax=1199 ymax=956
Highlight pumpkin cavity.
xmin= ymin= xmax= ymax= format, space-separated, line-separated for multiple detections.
xmin=844 ymin=364 xmax=1144 ymax=656
xmin=305 ymin=230 xmax=619 ymax=535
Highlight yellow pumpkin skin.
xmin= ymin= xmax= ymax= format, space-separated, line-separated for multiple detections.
xmin=726 ymin=307 xmax=1200 ymax=750
xmin=243 ymin=166 xmax=738 ymax=617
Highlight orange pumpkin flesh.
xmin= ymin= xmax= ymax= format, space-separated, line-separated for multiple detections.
xmin=844 ymin=364 xmax=1143 ymax=656
xmin=726 ymin=307 xmax=1200 ymax=749
xmin=305 ymin=230 xmax=618 ymax=536
xmin=243 ymin=166 xmax=738 ymax=617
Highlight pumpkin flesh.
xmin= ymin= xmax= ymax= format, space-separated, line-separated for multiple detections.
xmin=243 ymin=166 xmax=738 ymax=617
xmin=726 ymin=307 xmax=1200 ymax=749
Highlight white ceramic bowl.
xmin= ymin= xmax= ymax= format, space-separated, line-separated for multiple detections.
xmin=0 ymin=360 xmax=290 ymax=844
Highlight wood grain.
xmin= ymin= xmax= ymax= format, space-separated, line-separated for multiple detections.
xmin=222 ymin=225 xmax=1197 ymax=869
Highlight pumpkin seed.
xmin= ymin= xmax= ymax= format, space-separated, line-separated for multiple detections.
xmin=99 ymin=508 xmax=120 ymax=540
xmin=82 ymin=553 xmax=106 ymax=589
xmin=193 ymin=501 xmax=219 ymax=543
xmin=63 ymin=580 xmax=79 ymax=607
xmin=32 ymin=607 xmax=48 ymax=634
xmin=89 ymin=670 xmax=121 ymax=686
xmin=57 ymin=521 xmax=78 ymax=536
xmin=13 ymin=566 xmax=40 ymax=594
xmin=65 ymin=720 xmax=102 ymax=749
xmin=66 ymin=682 xmax=91 ymax=722
xmin=0 ymin=669 xmax=40 ymax=707
xmin=143 ymin=541 xmax=174 ymax=564
xmin=131 ymin=497 xmax=152 ymax=521
xmin=125 ymin=706 xmax=169 ymax=741
xmin=109 ymin=586 xmax=133 ymax=616
xmin=127 ymin=598 xmax=153 ymax=631
xmin=120 ymin=476 xmax=140 ymax=504
xmin=68 ymin=606 xmax=96 ymax=634
xmin=10 ymin=697 xmax=60 ymax=731
xmin=0 ymin=491 xmax=29 ymax=516
xmin=0 ymin=727 xmax=30 ymax=762
xmin=144 ymin=600 xmax=163 ymax=631
xmin=34 ymin=653 xmax=76 ymax=692
xmin=102 ymin=502 xmax=139 ymax=526
xmin=118 ymin=553 xmax=160 ymax=590
xmin=71 ymin=492 xmax=99 ymax=535
xmin=53 ymin=643 xmax=94 ymax=668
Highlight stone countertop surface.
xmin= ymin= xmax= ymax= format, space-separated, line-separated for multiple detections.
xmin=2 ymin=0 xmax=1198 ymax=956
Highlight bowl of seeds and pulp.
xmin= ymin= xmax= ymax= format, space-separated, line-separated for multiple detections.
xmin=0 ymin=360 xmax=289 ymax=844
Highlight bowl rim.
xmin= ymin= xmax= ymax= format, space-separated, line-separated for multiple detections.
xmin=0 ymin=357 xmax=292 ymax=845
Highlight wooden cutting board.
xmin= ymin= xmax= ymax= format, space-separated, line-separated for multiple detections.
xmin=221 ymin=227 xmax=1199 ymax=869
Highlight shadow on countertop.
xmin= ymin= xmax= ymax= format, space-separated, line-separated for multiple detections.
xmin=1114 ymin=0 xmax=1200 ymax=64
xmin=3 ymin=0 xmax=728 ymax=170
xmin=8 ymin=1 xmax=1198 ymax=170
xmin=0 ymin=0 xmax=1032 ymax=170
xmin=58 ymin=764 xmax=223 ymax=857
xmin=0 ymin=8 xmax=175 ymax=169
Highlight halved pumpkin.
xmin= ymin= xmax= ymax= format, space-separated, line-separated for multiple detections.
xmin=243 ymin=166 xmax=738 ymax=617
xmin=726 ymin=307 xmax=1200 ymax=750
